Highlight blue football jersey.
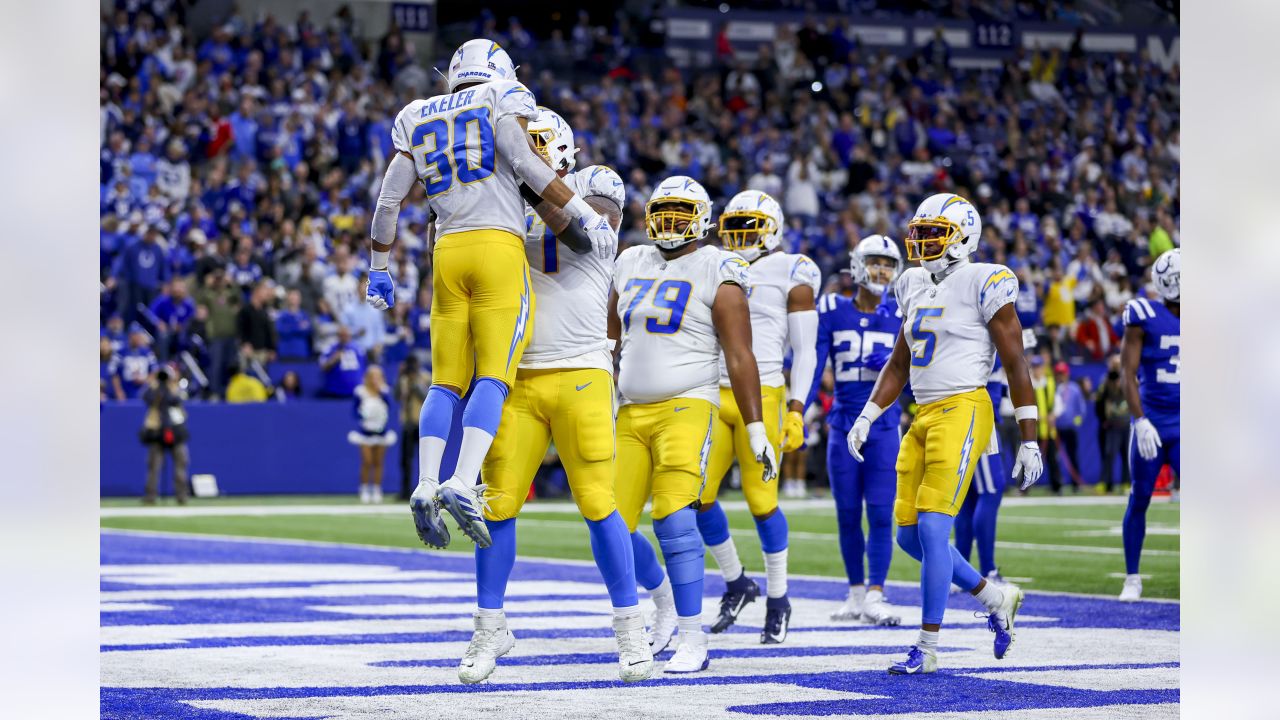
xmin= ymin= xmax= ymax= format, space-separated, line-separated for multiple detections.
xmin=1122 ymin=297 xmax=1180 ymax=416
xmin=810 ymin=292 xmax=903 ymax=431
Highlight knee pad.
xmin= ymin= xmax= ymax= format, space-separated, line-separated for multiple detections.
xmin=754 ymin=509 xmax=788 ymax=554
xmin=696 ymin=501 xmax=731 ymax=546
xmin=462 ymin=377 xmax=509 ymax=436
xmin=420 ymin=385 xmax=461 ymax=439
xmin=896 ymin=524 xmax=923 ymax=561
xmin=653 ymin=508 xmax=704 ymax=586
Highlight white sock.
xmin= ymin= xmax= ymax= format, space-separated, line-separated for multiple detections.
xmin=707 ymin=539 xmax=744 ymax=582
xmin=452 ymin=427 xmax=496 ymax=486
xmin=975 ymin=580 xmax=1005 ymax=613
xmin=848 ymin=584 xmax=866 ymax=604
xmin=419 ymin=436 xmax=446 ymax=483
xmin=916 ymin=629 xmax=939 ymax=650
xmin=677 ymin=616 xmax=704 ymax=640
xmin=648 ymin=576 xmax=674 ymax=609
xmin=1126 ymin=573 xmax=1142 ymax=583
xmin=865 ymin=588 xmax=884 ymax=605
xmin=763 ymin=548 xmax=788 ymax=598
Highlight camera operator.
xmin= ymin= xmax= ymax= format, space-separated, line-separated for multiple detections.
xmin=140 ymin=364 xmax=191 ymax=505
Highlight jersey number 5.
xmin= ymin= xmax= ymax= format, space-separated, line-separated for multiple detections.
xmin=410 ymin=107 xmax=495 ymax=197
xmin=910 ymin=307 xmax=944 ymax=367
xmin=622 ymin=279 xmax=692 ymax=334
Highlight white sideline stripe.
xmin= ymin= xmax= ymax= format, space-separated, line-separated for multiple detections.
xmin=100 ymin=529 xmax=1182 ymax=603
xmin=102 ymin=602 xmax=169 ymax=612
xmin=1066 ymin=527 xmax=1180 ymax=537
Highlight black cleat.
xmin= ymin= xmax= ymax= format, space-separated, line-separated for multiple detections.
xmin=710 ymin=573 xmax=760 ymax=633
xmin=760 ymin=596 xmax=791 ymax=644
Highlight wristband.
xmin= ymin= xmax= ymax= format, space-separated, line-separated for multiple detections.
xmin=856 ymin=401 xmax=885 ymax=426
xmin=1014 ymin=405 xmax=1038 ymax=422
xmin=746 ymin=421 xmax=767 ymax=444
xmin=370 ymin=250 xmax=390 ymax=271
xmin=564 ymin=194 xmax=594 ymax=220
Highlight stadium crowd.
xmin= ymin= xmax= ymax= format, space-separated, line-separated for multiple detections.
xmin=98 ymin=0 xmax=1178 ymax=497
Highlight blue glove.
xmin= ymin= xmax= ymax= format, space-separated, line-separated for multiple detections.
xmin=367 ymin=269 xmax=395 ymax=310
xmin=864 ymin=348 xmax=891 ymax=371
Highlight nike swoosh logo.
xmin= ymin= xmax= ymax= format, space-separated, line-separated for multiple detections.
xmin=627 ymin=660 xmax=648 ymax=666
xmin=674 ymin=406 xmax=689 ymax=412
xmin=942 ymin=407 xmax=955 ymax=414
xmin=576 ymin=382 xmax=592 ymax=391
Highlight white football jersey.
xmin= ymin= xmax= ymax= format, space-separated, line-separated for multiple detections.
xmin=391 ymin=80 xmax=539 ymax=241
xmin=520 ymin=165 xmax=626 ymax=372
xmin=895 ymin=262 xmax=1018 ymax=405
xmin=718 ymin=251 xmax=821 ymax=387
xmin=615 ymin=245 xmax=750 ymax=405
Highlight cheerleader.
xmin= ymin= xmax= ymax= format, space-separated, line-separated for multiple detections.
xmin=348 ymin=365 xmax=397 ymax=503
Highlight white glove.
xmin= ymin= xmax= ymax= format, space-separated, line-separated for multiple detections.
xmin=1011 ymin=441 xmax=1044 ymax=491
xmin=746 ymin=421 xmax=778 ymax=484
xmin=846 ymin=415 xmax=871 ymax=462
xmin=1132 ymin=417 xmax=1162 ymax=461
xmin=578 ymin=210 xmax=617 ymax=260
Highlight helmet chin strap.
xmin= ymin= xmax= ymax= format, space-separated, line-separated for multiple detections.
xmin=923 ymin=251 xmax=969 ymax=280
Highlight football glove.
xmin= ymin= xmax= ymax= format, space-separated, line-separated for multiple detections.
xmin=864 ymin=348 xmax=891 ymax=371
xmin=1011 ymin=441 xmax=1044 ymax=491
xmin=1132 ymin=417 xmax=1162 ymax=461
xmin=846 ymin=415 xmax=872 ymax=462
xmin=780 ymin=410 xmax=805 ymax=453
xmin=579 ymin=211 xmax=618 ymax=260
xmin=366 ymin=269 xmax=395 ymax=310
xmin=747 ymin=421 xmax=778 ymax=483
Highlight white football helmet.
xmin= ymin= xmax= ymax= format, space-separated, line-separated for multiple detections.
xmin=645 ymin=176 xmax=713 ymax=250
xmin=1152 ymin=248 xmax=1180 ymax=302
xmin=849 ymin=234 xmax=903 ymax=295
xmin=527 ymin=107 xmax=578 ymax=173
xmin=446 ymin=39 xmax=517 ymax=93
xmin=719 ymin=190 xmax=784 ymax=262
xmin=906 ymin=193 xmax=982 ymax=275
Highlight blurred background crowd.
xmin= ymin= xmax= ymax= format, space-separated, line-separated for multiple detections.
xmin=99 ymin=0 xmax=1178 ymax=496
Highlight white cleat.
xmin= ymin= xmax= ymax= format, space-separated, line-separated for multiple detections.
xmin=830 ymin=585 xmax=866 ymax=621
xmin=458 ymin=612 xmax=515 ymax=684
xmin=1119 ymin=574 xmax=1143 ymax=601
xmin=613 ymin=612 xmax=655 ymax=683
xmin=662 ymin=631 xmax=709 ymax=674
xmin=861 ymin=590 xmax=902 ymax=626
xmin=646 ymin=591 xmax=679 ymax=654
xmin=436 ymin=476 xmax=493 ymax=548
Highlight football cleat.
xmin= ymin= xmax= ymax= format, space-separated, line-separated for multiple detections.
xmin=613 ymin=612 xmax=655 ymax=683
xmin=987 ymin=582 xmax=1024 ymax=660
xmin=647 ymin=591 xmax=679 ymax=654
xmin=662 ymin=632 xmax=709 ymax=673
xmin=1119 ymin=574 xmax=1143 ymax=601
xmin=436 ymin=476 xmax=493 ymax=548
xmin=711 ymin=573 xmax=760 ymax=633
xmin=861 ymin=590 xmax=901 ymax=626
xmin=409 ymin=479 xmax=450 ymax=549
xmin=831 ymin=585 xmax=866 ymax=621
xmin=458 ymin=612 xmax=516 ymax=684
xmin=760 ymin=596 xmax=791 ymax=644
xmin=888 ymin=645 xmax=937 ymax=675
xmin=986 ymin=569 xmax=1006 ymax=585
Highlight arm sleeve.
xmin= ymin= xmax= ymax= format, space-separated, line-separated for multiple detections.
xmin=786 ymin=309 xmax=819 ymax=406
xmin=370 ymin=152 xmax=418 ymax=245
xmin=494 ymin=113 xmax=558 ymax=195
xmin=805 ymin=298 xmax=832 ymax=410
xmin=978 ymin=266 xmax=1019 ymax=324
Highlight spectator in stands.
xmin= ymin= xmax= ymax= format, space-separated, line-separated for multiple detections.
xmin=342 ymin=272 xmax=387 ymax=363
xmin=118 ymin=324 xmax=159 ymax=400
xmin=319 ymin=325 xmax=365 ymax=398
xmin=1095 ymin=355 xmax=1130 ymax=494
xmin=348 ymin=365 xmax=396 ymax=504
xmin=102 ymin=314 xmax=126 ymax=355
xmin=323 ymin=251 xmax=361 ymax=318
xmin=278 ymin=370 xmax=304 ymax=400
xmin=1041 ymin=260 xmax=1077 ymax=332
xmin=236 ymin=280 xmax=278 ymax=367
xmin=101 ymin=336 xmax=125 ymax=402
xmin=1053 ymin=362 xmax=1086 ymax=494
xmin=148 ymin=277 xmax=196 ymax=361
xmin=140 ymin=365 xmax=189 ymax=505
xmin=194 ymin=267 xmax=240 ymax=397
xmin=407 ymin=285 xmax=432 ymax=368
xmin=395 ymin=353 xmax=430 ymax=500
xmin=1076 ymin=298 xmax=1119 ymax=360
xmin=225 ymin=362 xmax=271 ymax=403
xmin=275 ymin=288 xmax=313 ymax=360
xmin=114 ymin=226 xmax=170 ymax=324
xmin=1029 ymin=354 xmax=1061 ymax=494
xmin=747 ymin=156 xmax=783 ymax=199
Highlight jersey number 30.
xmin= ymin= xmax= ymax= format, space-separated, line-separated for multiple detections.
xmin=410 ymin=107 xmax=495 ymax=197
xmin=622 ymin=279 xmax=692 ymax=334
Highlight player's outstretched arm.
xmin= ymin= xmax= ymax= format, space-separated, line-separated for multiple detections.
xmin=714 ymin=282 xmax=777 ymax=482
xmin=527 ymin=193 xmax=622 ymax=257
xmin=846 ymin=328 xmax=910 ymax=461
xmin=989 ymin=303 xmax=1043 ymax=488
xmin=366 ymin=151 xmax=418 ymax=310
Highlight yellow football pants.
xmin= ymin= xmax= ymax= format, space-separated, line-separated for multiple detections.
xmin=894 ymin=387 xmax=994 ymax=526
xmin=615 ymin=398 xmax=716 ymax=532
xmin=481 ymin=368 xmax=616 ymax=522
xmin=699 ymin=385 xmax=785 ymax=517
xmin=430 ymin=229 xmax=534 ymax=392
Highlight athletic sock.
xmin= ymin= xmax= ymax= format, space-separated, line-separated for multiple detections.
xmin=452 ymin=378 xmax=508 ymax=485
xmin=630 ymin=531 xmax=666 ymax=590
xmin=475 ymin=518 xmax=516 ymax=609
xmin=612 ymin=604 xmax=642 ymax=620
xmin=418 ymin=386 xmax=460 ymax=482
xmin=917 ymin=513 xmax=955 ymax=626
xmin=865 ymin=502 xmax=894 ymax=587
xmin=708 ymin=540 xmax=744 ymax=584
xmin=648 ymin=575 xmax=674 ymax=608
xmin=677 ymin=615 xmax=704 ymax=640
xmin=763 ymin=548 xmax=788 ymax=598
xmin=916 ymin=629 xmax=939 ymax=651
xmin=974 ymin=579 xmax=1006 ymax=613
xmin=585 ymin=511 xmax=639 ymax=609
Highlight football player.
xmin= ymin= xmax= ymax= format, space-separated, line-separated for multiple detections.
xmin=847 ymin=193 xmax=1045 ymax=674
xmin=610 ymin=176 xmax=777 ymax=673
xmin=813 ymin=235 xmax=905 ymax=627
xmin=1119 ymin=248 xmax=1180 ymax=601
xmin=693 ymin=190 xmax=820 ymax=644
xmin=364 ymin=39 xmax=618 ymax=551
xmin=454 ymin=109 xmax=652 ymax=683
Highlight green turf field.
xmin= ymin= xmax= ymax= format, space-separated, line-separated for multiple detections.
xmin=100 ymin=490 xmax=1180 ymax=599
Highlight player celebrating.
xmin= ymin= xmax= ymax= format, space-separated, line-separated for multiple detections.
xmin=364 ymin=39 xmax=617 ymax=550
xmin=610 ymin=176 xmax=777 ymax=673
xmin=848 ymin=193 xmax=1044 ymax=674
xmin=812 ymin=235 xmax=905 ymax=627
xmin=451 ymin=110 xmax=653 ymax=683
xmin=693 ymin=190 xmax=820 ymax=643
xmin=1119 ymin=248 xmax=1180 ymax=601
